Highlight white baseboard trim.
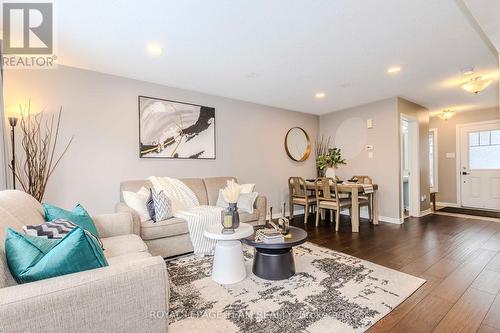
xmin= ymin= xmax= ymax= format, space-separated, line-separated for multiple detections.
xmin=436 ymin=201 xmax=459 ymax=208
xmin=416 ymin=208 xmax=432 ymax=217
xmin=269 ymin=208 xmax=404 ymax=225
xmin=378 ymin=216 xmax=404 ymax=224
xmin=340 ymin=208 xmax=404 ymax=224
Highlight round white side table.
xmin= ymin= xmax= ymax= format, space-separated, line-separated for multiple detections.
xmin=204 ymin=223 xmax=254 ymax=285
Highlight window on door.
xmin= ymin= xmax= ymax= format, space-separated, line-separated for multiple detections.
xmin=469 ymin=130 xmax=500 ymax=170
xmin=429 ymin=128 xmax=438 ymax=192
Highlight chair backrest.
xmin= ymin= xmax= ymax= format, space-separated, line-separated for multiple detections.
xmin=314 ymin=177 xmax=339 ymax=201
xmin=354 ymin=175 xmax=373 ymax=184
xmin=288 ymin=177 xmax=307 ymax=198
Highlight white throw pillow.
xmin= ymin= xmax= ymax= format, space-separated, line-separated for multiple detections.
xmin=216 ymin=189 xmax=259 ymax=214
xmin=227 ymin=180 xmax=255 ymax=194
xmin=122 ymin=187 xmax=151 ymax=222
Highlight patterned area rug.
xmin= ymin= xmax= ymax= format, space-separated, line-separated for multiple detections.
xmin=166 ymin=242 xmax=425 ymax=333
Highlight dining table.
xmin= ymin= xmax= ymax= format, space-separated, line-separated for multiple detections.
xmin=305 ymin=181 xmax=379 ymax=233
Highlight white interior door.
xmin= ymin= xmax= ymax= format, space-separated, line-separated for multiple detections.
xmin=460 ymin=122 xmax=500 ymax=210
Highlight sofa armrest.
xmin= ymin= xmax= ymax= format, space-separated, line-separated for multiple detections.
xmin=255 ymin=195 xmax=267 ymax=225
xmin=92 ymin=212 xmax=134 ymax=238
xmin=0 ymin=256 xmax=168 ymax=333
xmin=115 ymin=202 xmax=141 ymax=236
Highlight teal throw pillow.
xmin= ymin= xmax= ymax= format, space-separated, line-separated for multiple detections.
xmin=43 ymin=203 xmax=99 ymax=237
xmin=5 ymin=227 xmax=108 ymax=284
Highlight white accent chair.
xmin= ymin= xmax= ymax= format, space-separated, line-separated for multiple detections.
xmin=0 ymin=190 xmax=169 ymax=333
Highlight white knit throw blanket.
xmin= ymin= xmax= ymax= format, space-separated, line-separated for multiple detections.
xmin=148 ymin=176 xmax=222 ymax=255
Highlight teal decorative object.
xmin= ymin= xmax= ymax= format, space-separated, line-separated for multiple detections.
xmin=43 ymin=203 xmax=99 ymax=237
xmin=5 ymin=227 xmax=108 ymax=284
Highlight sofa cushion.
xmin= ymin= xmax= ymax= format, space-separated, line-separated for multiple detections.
xmin=43 ymin=203 xmax=99 ymax=237
xmin=122 ymin=186 xmax=151 ymax=222
xmin=5 ymin=227 xmax=108 ymax=284
xmin=239 ymin=209 xmax=260 ymax=223
xmin=180 ymin=178 xmax=209 ymax=205
xmin=120 ymin=180 xmax=153 ymax=202
xmin=203 ymin=177 xmax=236 ymax=206
xmin=140 ymin=217 xmax=189 ymax=240
xmin=101 ymin=234 xmax=148 ymax=258
xmin=107 ymin=251 xmax=152 ymax=266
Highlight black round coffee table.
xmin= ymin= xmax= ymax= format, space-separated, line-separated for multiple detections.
xmin=242 ymin=226 xmax=307 ymax=280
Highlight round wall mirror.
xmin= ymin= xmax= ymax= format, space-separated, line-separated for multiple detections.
xmin=285 ymin=127 xmax=311 ymax=162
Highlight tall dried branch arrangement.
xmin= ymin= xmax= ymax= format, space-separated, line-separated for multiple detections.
xmin=11 ymin=101 xmax=73 ymax=202
xmin=314 ymin=135 xmax=331 ymax=177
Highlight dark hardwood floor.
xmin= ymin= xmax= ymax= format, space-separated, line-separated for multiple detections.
xmin=289 ymin=213 xmax=500 ymax=333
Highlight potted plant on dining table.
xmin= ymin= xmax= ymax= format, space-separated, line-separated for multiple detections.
xmin=317 ymin=147 xmax=346 ymax=178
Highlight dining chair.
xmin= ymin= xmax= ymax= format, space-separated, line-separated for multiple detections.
xmin=288 ymin=177 xmax=316 ymax=224
xmin=314 ymin=177 xmax=352 ymax=230
xmin=353 ymin=175 xmax=374 ymax=221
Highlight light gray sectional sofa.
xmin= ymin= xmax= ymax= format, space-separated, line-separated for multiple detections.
xmin=0 ymin=190 xmax=168 ymax=333
xmin=116 ymin=176 xmax=267 ymax=258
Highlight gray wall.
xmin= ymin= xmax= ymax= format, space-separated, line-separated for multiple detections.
xmin=320 ymin=98 xmax=401 ymax=220
xmin=0 ymin=68 xmax=7 ymax=190
xmin=3 ymin=66 xmax=319 ymax=214
xmin=429 ymin=107 xmax=500 ymax=204
xmin=320 ymin=97 xmax=430 ymax=220
xmin=397 ymin=97 xmax=430 ymax=212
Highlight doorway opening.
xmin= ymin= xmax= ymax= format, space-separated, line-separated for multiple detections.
xmin=400 ymin=114 xmax=420 ymax=219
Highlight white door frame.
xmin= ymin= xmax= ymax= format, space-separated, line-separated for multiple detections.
xmin=429 ymin=128 xmax=439 ymax=193
xmin=456 ymin=119 xmax=500 ymax=207
xmin=400 ymin=114 xmax=420 ymax=219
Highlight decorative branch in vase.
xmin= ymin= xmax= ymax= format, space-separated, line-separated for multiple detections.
xmin=220 ymin=180 xmax=241 ymax=233
xmin=317 ymin=146 xmax=346 ymax=179
xmin=10 ymin=100 xmax=73 ymax=202
xmin=314 ymin=135 xmax=331 ymax=177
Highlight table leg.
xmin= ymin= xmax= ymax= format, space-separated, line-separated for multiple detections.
xmin=212 ymin=240 xmax=247 ymax=284
xmin=351 ymin=188 xmax=359 ymax=232
xmin=373 ymin=191 xmax=379 ymax=225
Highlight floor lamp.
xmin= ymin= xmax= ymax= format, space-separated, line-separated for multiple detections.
xmin=8 ymin=117 xmax=18 ymax=189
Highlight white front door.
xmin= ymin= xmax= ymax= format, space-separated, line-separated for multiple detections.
xmin=460 ymin=121 xmax=500 ymax=210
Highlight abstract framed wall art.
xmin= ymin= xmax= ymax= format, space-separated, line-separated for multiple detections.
xmin=138 ymin=96 xmax=216 ymax=159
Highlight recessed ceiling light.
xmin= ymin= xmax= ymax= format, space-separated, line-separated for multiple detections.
xmin=315 ymin=92 xmax=326 ymax=99
xmin=387 ymin=66 xmax=401 ymax=74
xmin=146 ymin=43 xmax=163 ymax=56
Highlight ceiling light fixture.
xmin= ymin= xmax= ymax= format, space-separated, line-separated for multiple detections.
xmin=438 ymin=110 xmax=455 ymax=120
xmin=387 ymin=66 xmax=401 ymax=74
xmin=461 ymin=76 xmax=493 ymax=94
xmin=315 ymin=92 xmax=326 ymax=99
xmin=146 ymin=43 xmax=163 ymax=56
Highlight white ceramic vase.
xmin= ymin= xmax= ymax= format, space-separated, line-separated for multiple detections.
xmin=325 ymin=167 xmax=336 ymax=179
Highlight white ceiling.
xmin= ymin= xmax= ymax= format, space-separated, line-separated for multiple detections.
xmin=52 ymin=0 xmax=499 ymax=115
xmin=463 ymin=0 xmax=500 ymax=52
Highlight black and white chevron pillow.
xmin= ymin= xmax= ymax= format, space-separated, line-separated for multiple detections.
xmin=23 ymin=219 xmax=76 ymax=239
xmin=152 ymin=189 xmax=172 ymax=222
